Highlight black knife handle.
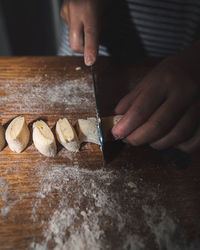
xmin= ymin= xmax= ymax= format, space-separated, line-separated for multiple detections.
xmin=161 ymin=148 xmax=191 ymax=170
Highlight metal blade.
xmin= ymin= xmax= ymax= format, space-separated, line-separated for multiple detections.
xmin=91 ymin=65 xmax=105 ymax=161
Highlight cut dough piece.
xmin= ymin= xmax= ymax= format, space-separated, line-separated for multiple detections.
xmin=102 ymin=115 xmax=123 ymax=141
xmin=0 ymin=124 xmax=5 ymax=151
xmin=56 ymin=118 xmax=80 ymax=152
xmin=76 ymin=118 xmax=100 ymax=145
xmin=5 ymin=116 xmax=30 ymax=153
xmin=33 ymin=120 xmax=57 ymax=157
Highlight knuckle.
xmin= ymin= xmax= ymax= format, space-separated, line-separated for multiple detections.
xmin=150 ymin=119 xmax=166 ymax=135
xmin=61 ymin=3 xmax=68 ymax=15
xmin=163 ymin=71 xmax=174 ymax=85
xmin=60 ymin=11 xmax=68 ymax=23
xmin=85 ymin=25 xmax=96 ymax=36
xmin=130 ymin=138 xmax=141 ymax=146
xmin=150 ymin=142 xmax=167 ymax=150
xmin=69 ymin=34 xmax=82 ymax=52
xmin=60 ymin=9 xmax=65 ymax=19
xmin=133 ymin=107 xmax=145 ymax=123
xmin=161 ymin=63 xmax=176 ymax=85
xmin=150 ymin=142 xmax=160 ymax=150
xmin=70 ymin=43 xmax=82 ymax=53
xmin=125 ymin=137 xmax=140 ymax=146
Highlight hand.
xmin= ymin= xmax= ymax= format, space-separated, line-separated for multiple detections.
xmin=112 ymin=42 xmax=200 ymax=153
xmin=61 ymin=0 xmax=104 ymax=66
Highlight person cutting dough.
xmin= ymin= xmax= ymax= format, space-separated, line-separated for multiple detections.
xmin=59 ymin=0 xmax=200 ymax=153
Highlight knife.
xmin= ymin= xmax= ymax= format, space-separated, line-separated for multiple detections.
xmin=91 ymin=65 xmax=105 ymax=161
xmin=160 ymin=148 xmax=191 ymax=170
xmin=90 ymin=66 xmax=190 ymax=169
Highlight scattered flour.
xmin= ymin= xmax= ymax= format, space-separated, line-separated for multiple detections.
xmin=1 ymin=162 xmax=199 ymax=249
xmin=0 ymin=76 xmax=94 ymax=113
xmin=27 ymin=162 xmax=200 ymax=250
xmin=0 ymin=177 xmax=24 ymax=216
xmin=0 ymin=178 xmax=8 ymax=202
xmin=127 ymin=181 xmax=137 ymax=189
xmin=143 ymin=205 xmax=200 ymax=250
xmin=29 ymin=164 xmax=147 ymax=250
xmin=1 ymin=197 xmax=24 ymax=216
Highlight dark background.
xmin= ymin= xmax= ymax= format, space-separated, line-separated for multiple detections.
xmin=0 ymin=0 xmax=61 ymax=55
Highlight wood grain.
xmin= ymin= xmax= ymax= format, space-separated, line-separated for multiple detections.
xmin=0 ymin=57 xmax=200 ymax=250
xmin=0 ymin=57 xmax=103 ymax=169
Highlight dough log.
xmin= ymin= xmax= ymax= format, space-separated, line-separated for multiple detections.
xmin=5 ymin=116 xmax=30 ymax=153
xmin=76 ymin=118 xmax=101 ymax=145
xmin=33 ymin=120 xmax=57 ymax=157
xmin=76 ymin=115 xmax=123 ymax=145
xmin=56 ymin=118 xmax=80 ymax=152
xmin=102 ymin=115 xmax=123 ymax=141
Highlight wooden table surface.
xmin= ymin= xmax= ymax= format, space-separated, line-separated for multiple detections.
xmin=0 ymin=57 xmax=200 ymax=250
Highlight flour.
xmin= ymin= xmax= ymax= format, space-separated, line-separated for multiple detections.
xmin=0 ymin=177 xmax=24 ymax=216
xmin=27 ymin=161 xmax=200 ymax=250
xmin=127 ymin=181 xmax=137 ymax=189
xmin=1 ymin=197 xmax=23 ymax=216
xmin=0 ymin=159 xmax=199 ymax=249
xmin=143 ymin=205 xmax=200 ymax=250
xmin=0 ymin=75 xmax=94 ymax=113
xmin=29 ymin=163 xmax=149 ymax=250
xmin=57 ymin=148 xmax=78 ymax=164
xmin=0 ymin=178 xmax=8 ymax=202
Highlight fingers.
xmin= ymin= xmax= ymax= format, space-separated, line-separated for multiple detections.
xmin=61 ymin=1 xmax=83 ymax=52
xmin=112 ymin=85 xmax=165 ymax=139
xmin=69 ymin=21 xmax=84 ymax=53
xmin=60 ymin=2 xmax=69 ymax=24
xmin=176 ymin=121 xmax=200 ymax=153
xmin=112 ymin=53 xmax=200 ymax=151
xmin=67 ymin=3 xmax=84 ymax=53
xmin=150 ymin=105 xmax=198 ymax=150
xmin=83 ymin=1 xmax=101 ymax=66
xmin=60 ymin=1 xmax=99 ymax=66
xmin=84 ymin=24 xmax=98 ymax=66
xmin=114 ymin=88 xmax=141 ymax=115
xmin=123 ymin=96 xmax=187 ymax=146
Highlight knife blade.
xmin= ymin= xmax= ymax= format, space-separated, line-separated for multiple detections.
xmin=91 ymin=65 xmax=105 ymax=161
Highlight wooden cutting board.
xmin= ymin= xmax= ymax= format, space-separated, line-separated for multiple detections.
xmin=0 ymin=57 xmax=200 ymax=250
xmin=0 ymin=56 xmax=103 ymax=168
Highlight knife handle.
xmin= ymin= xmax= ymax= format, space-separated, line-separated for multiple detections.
xmin=160 ymin=148 xmax=191 ymax=170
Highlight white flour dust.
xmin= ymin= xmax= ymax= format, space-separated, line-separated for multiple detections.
xmin=0 ymin=176 xmax=24 ymax=216
xmin=1 ymin=161 xmax=199 ymax=249
xmin=143 ymin=205 xmax=200 ymax=250
xmin=29 ymin=164 xmax=147 ymax=250
xmin=27 ymin=161 xmax=200 ymax=250
xmin=0 ymin=178 xmax=8 ymax=202
xmin=0 ymin=75 xmax=94 ymax=113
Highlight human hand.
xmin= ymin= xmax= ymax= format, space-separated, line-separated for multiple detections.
xmin=112 ymin=45 xmax=200 ymax=153
xmin=61 ymin=0 xmax=105 ymax=66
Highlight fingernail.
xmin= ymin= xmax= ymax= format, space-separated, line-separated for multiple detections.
xmin=85 ymin=54 xmax=95 ymax=66
xmin=113 ymin=135 xmax=123 ymax=141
